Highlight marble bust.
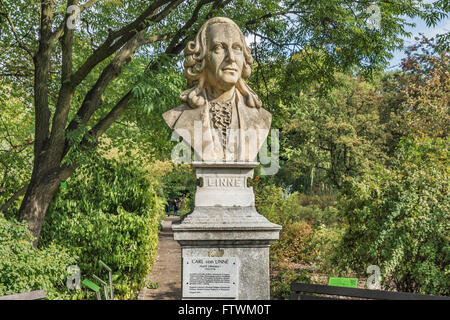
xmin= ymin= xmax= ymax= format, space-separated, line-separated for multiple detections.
xmin=163 ymin=17 xmax=271 ymax=162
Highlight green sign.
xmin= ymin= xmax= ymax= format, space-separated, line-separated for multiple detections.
xmin=328 ymin=277 xmax=358 ymax=288
xmin=60 ymin=181 xmax=67 ymax=189
xmin=82 ymin=279 xmax=100 ymax=292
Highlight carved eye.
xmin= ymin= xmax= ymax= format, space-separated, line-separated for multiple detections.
xmin=232 ymin=44 xmax=242 ymax=53
xmin=213 ymin=44 xmax=223 ymax=53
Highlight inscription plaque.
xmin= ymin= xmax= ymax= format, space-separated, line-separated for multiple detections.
xmin=182 ymin=257 xmax=239 ymax=298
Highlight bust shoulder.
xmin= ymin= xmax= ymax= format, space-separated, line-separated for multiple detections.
xmin=162 ymin=103 xmax=191 ymax=129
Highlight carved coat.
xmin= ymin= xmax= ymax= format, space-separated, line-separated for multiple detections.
xmin=163 ymin=89 xmax=271 ymax=161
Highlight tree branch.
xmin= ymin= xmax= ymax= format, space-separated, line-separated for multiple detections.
xmin=0 ymin=0 xmax=34 ymax=57
xmin=246 ymin=27 xmax=284 ymax=47
xmin=62 ymin=30 xmax=171 ymax=159
xmin=0 ymin=185 xmax=28 ymax=213
xmin=70 ymin=0 xmax=178 ymax=87
xmin=48 ymin=0 xmax=103 ymax=46
xmin=166 ymin=0 xmax=215 ymax=53
xmin=90 ymin=90 xmax=134 ymax=139
xmin=165 ymin=0 xmax=232 ymax=55
xmin=64 ymin=30 xmax=170 ymax=138
xmin=244 ymin=2 xmax=297 ymax=27
xmin=47 ymin=1 xmax=78 ymax=164
xmin=79 ymin=0 xmax=102 ymax=11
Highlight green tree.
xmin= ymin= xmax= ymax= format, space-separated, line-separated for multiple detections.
xmin=380 ymin=36 xmax=449 ymax=156
xmin=334 ymin=136 xmax=449 ymax=295
xmin=282 ymin=73 xmax=387 ymax=190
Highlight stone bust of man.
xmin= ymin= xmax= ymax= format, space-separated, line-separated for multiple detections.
xmin=163 ymin=17 xmax=271 ymax=162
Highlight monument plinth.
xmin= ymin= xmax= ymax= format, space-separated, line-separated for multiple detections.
xmin=172 ymin=162 xmax=281 ymax=300
xmin=162 ymin=17 xmax=281 ymax=299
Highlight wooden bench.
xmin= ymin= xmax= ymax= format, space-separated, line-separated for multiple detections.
xmin=290 ymin=282 xmax=450 ymax=300
xmin=0 ymin=290 xmax=46 ymax=300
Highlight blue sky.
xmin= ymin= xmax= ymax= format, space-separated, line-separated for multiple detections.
xmin=388 ymin=15 xmax=450 ymax=69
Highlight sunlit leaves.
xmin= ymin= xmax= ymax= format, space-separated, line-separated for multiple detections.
xmin=130 ymin=54 xmax=185 ymax=115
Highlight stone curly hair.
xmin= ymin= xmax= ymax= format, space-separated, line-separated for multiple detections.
xmin=180 ymin=17 xmax=261 ymax=109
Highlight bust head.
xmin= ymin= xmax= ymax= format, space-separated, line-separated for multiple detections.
xmin=180 ymin=17 xmax=261 ymax=109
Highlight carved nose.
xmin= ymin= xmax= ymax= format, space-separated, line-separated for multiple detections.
xmin=226 ymin=48 xmax=235 ymax=62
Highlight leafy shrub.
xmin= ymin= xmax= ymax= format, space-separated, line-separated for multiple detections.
xmin=309 ymin=225 xmax=345 ymax=273
xmin=333 ymin=137 xmax=449 ymax=295
xmin=270 ymin=269 xmax=311 ymax=300
xmin=256 ymin=184 xmax=340 ymax=227
xmin=256 ymin=184 xmax=343 ymax=271
xmin=270 ymin=221 xmax=314 ymax=265
xmin=255 ymin=185 xmax=288 ymax=225
xmin=0 ymin=213 xmax=77 ymax=299
xmin=297 ymin=193 xmax=337 ymax=210
xmin=40 ymin=156 xmax=165 ymax=299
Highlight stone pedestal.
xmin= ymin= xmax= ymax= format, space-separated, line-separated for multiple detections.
xmin=172 ymin=162 xmax=281 ymax=300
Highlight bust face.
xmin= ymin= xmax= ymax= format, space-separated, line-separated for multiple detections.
xmin=204 ymin=22 xmax=245 ymax=92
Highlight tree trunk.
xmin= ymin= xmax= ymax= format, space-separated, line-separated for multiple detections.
xmin=18 ymin=152 xmax=75 ymax=246
xmin=19 ymin=175 xmax=60 ymax=247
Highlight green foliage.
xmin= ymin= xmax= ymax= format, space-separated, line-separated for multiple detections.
xmin=0 ymin=81 xmax=34 ymax=216
xmin=255 ymin=183 xmax=343 ymax=271
xmin=62 ymin=116 xmax=97 ymax=167
xmin=40 ymin=156 xmax=165 ymax=299
xmin=130 ymin=55 xmax=185 ymax=115
xmin=282 ymin=73 xmax=387 ymax=190
xmin=99 ymin=55 xmax=185 ymax=165
xmin=163 ymin=164 xmax=197 ymax=204
xmin=270 ymin=221 xmax=315 ymax=265
xmin=270 ymin=269 xmax=312 ymax=300
xmin=334 ymin=136 xmax=449 ymax=295
xmin=255 ymin=184 xmax=340 ymax=228
xmin=0 ymin=213 xmax=77 ymax=299
xmin=380 ymin=37 xmax=449 ymax=156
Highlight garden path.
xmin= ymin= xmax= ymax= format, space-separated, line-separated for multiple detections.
xmin=137 ymin=215 xmax=182 ymax=300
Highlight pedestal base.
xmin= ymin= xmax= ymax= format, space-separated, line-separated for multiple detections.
xmin=173 ymin=207 xmax=281 ymax=300
xmin=173 ymin=162 xmax=281 ymax=300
